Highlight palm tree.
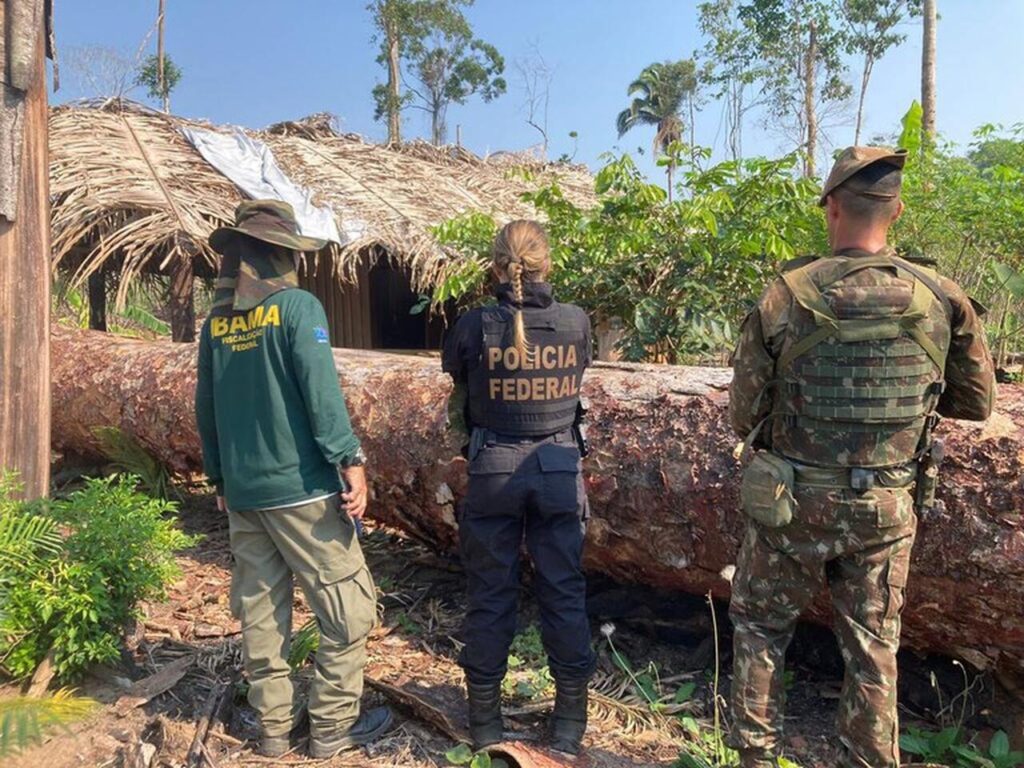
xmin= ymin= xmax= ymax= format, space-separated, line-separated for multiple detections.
xmin=616 ymin=60 xmax=698 ymax=201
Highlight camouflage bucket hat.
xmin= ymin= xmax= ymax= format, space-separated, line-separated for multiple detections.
xmin=209 ymin=199 xmax=328 ymax=254
xmin=819 ymin=146 xmax=908 ymax=206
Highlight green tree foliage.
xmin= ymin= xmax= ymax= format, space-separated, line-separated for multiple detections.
xmin=968 ymin=134 xmax=1024 ymax=171
xmin=894 ymin=105 xmax=1024 ymax=367
xmin=0 ymin=475 xmax=197 ymax=682
xmin=369 ymin=0 xmax=505 ymax=145
xmin=134 ymin=53 xmax=182 ymax=105
xmin=737 ymin=0 xmax=851 ymax=176
xmin=616 ymin=60 xmax=699 ymax=200
xmin=433 ymin=105 xmax=1023 ymax=367
xmin=840 ymin=0 xmax=921 ymax=143
xmin=697 ymin=0 xmax=769 ymax=162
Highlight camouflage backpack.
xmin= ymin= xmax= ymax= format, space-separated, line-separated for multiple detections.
xmin=769 ymin=248 xmax=953 ymax=469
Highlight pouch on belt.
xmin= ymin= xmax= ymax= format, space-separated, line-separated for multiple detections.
xmin=740 ymin=451 xmax=796 ymax=528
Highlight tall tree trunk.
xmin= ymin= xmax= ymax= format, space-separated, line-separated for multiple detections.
xmin=688 ymin=92 xmax=697 ymax=165
xmin=666 ymin=163 xmax=673 ymax=203
xmin=431 ymin=96 xmax=445 ymax=146
xmin=168 ymin=254 xmax=195 ymax=342
xmin=854 ymin=56 xmax=873 ymax=145
xmin=88 ymin=269 xmax=107 ymax=332
xmin=804 ymin=19 xmax=818 ymax=177
xmin=385 ymin=14 xmax=401 ymax=145
xmin=0 ymin=8 xmax=50 ymax=499
xmin=48 ymin=328 xmax=1024 ymax=677
xmin=728 ymin=80 xmax=743 ymax=163
xmin=921 ymin=0 xmax=937 ymax=145
xmin=157 ymin=0 xmax=168 ymax=113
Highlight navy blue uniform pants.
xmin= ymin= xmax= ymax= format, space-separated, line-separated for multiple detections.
xmin=457 ymin=430 xmax=597 ymax=686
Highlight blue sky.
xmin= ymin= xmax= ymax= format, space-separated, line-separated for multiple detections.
xmin=54 ymin=1 xmax=1024 ymax=176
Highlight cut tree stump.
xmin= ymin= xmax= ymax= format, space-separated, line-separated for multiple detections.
xmin=50 ymin=328 xmax=1024 ymax=680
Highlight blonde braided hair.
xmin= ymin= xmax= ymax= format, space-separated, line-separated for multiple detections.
xmin=492 ymin=220 xmax=551 ymax=365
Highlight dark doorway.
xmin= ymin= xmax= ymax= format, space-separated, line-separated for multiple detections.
xmin=369 ymin=255 xmax=450 ymax=350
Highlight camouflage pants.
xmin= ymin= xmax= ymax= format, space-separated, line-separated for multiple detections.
xmin=728 ymin=485 xmax=917 ymax=768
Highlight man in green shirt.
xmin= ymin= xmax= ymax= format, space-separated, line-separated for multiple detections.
xmin=195 ymin=200 xmax=392 ymax=758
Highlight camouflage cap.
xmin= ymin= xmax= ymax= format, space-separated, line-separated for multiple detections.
xmin=819 ymin=146 xmax=908 ymax=206
xmin=209 ymin=199 xmax=327 ymax=254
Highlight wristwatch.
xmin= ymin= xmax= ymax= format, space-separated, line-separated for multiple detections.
xmin=340 ymin=447 xmax=367 ymax=468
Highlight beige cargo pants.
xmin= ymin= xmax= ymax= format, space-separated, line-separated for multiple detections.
xmin=228 ymin=495 xmax=378 ymax=740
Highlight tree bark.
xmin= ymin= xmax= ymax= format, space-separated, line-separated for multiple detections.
xmin=854 ymin=56 xmax=873 ymax=146
xmin=804 ymin=19 xmax=818 ymax=177
xmin=0 ymin=13 xmax=50 ymax=499
xmin=385 ymin=12 xmax=402 ymax=145
xmin=921 ymin=0 xmax=937 ymax=144
xmin=157 ymin=0 xmax=168 ymax=113
xmin=49 ymin=328 xmax=1024 ymax=677
xmin=431 ymin=94 xmax=445 ymax=146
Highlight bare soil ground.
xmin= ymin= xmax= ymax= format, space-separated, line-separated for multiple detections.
xmin=6 ymin=491 xmax=1020 ymax=768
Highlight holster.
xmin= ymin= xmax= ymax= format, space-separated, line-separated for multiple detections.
xmin=914 ymin=437 xmax=945 ymax=516
xmin=572 ymin=400 xmax=590 ymax=458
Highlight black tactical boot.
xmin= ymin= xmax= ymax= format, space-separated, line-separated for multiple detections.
xmin=548 ymin=678 xmax=588 ymax=756
xmin=466 ymin=680 xmax=504 ymax=749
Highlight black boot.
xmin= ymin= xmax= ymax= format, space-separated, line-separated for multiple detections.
xmin=466 ymin=681 xmax=504 ymax=749
xmin=549 ymin=679 xmax=588 ymax=756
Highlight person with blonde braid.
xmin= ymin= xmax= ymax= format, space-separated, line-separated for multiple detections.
xmin=442 ymin=220 xmax=596 ymax=755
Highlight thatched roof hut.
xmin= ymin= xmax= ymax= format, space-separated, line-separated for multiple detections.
xmin=50 ymin=102 xmax=595 ymax=347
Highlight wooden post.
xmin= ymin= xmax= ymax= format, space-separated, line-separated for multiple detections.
xmin=169 ymin=252 xmax=196 ymax=343
xmin=88 ymin=269 xmax=108 ymax=332
xmin=0 ymin=15 xmax=51 ymax=498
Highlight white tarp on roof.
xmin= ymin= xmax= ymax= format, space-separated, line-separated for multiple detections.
xmin=181 ymin=126 xmax=344 ymax=245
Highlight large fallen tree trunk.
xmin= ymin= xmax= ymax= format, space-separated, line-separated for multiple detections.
xmin=51 ymin=328 xmax=1024 ymax=678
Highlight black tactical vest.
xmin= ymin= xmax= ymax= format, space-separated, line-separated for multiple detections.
xmin=467 ymin=294 xmax=587 ymax=437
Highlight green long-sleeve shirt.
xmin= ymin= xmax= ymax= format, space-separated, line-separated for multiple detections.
xmin=195 ymin=288 xmax=361 ymax=511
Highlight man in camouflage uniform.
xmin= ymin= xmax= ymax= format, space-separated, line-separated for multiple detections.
xmin=727 ymin=147 xmax=996 ymax=767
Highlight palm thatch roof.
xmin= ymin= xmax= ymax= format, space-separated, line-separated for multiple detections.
xmin=50 ymin=102 xmax=595 ymax=300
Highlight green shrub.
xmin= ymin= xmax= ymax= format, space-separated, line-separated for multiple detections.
xmin=900 ymin=726 xmax=1024 ymax=768
xmin=503 ymin=625 xmax=554 ymax=700
xmin=0 ymin=475 xmax=197 ymax=682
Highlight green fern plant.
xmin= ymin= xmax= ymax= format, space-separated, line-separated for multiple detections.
xmin=91 ymin=427 xmax=174 ymax=499
xmin=0 ymin=689 xmax=97 ymax=755
xmin=0 ymin=474 xmax=61 ymax=624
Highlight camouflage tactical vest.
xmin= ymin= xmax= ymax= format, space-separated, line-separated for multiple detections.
xmin=770 ymin=248 xmax=952 ymax=469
